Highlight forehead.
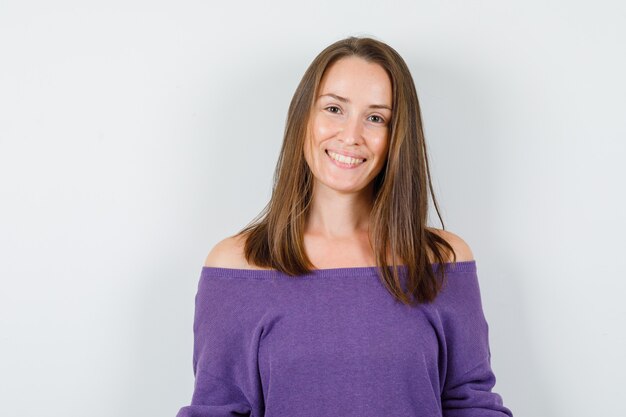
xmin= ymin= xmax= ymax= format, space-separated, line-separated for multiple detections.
xmin=318 ymin=56 xmax=392 ymax=103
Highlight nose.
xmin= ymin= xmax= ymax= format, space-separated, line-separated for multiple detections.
xmin=338 ymin=114 xmax=363 ymax=144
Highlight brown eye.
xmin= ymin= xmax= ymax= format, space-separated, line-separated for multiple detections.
xmin=325 ymin=106 xmax=341 ymax=114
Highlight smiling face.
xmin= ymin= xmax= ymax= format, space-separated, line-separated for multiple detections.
xmin=304 ymin=56 xmax=393 ymax=196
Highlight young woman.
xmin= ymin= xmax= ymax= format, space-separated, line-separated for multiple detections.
xmin=176 ymin=36 xmax=513 ymax=417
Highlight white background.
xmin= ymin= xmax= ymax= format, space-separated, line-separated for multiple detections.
xmin=1 ymin=1 xmax=624 ymax=416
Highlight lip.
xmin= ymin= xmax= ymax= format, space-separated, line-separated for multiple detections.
xmin=325 ymin=148 xmax=367 ymax=160
xmin=325 ymin=149 xmax=367 ymax=169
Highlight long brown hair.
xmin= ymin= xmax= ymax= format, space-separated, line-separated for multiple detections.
xmin=234 ymin=35 xmax=456 ymax=306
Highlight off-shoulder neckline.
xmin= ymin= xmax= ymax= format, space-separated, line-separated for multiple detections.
xmin=201 ymin=260 xmax=476 ymax=280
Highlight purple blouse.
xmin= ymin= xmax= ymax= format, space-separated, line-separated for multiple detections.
xmin=176 ymin=260 xmax=513 ymax=417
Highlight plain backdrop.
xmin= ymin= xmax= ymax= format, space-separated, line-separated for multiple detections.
xmin=1 ymin=1 xmax=625 ymax=416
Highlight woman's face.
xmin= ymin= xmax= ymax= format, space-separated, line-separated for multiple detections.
xmin=304 ymin=56 xmax=392 ymax=195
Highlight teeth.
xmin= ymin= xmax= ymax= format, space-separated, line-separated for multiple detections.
xmin=327 ymin=150 xmax=365 ymax=165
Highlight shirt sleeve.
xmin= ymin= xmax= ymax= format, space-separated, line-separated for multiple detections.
xmin=435 ymin=264 xmax=514 ymax=417
xmin=175 ymin=271 xmax=265 ymax=417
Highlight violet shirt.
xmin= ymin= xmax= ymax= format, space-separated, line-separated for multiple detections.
xmin=176 ymin=260 xmax=513 ymax=417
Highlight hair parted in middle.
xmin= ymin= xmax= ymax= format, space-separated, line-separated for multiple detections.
xmin=235 ymin=35 xmax=456 ymax=306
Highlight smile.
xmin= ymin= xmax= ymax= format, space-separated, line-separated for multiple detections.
xmin=326 ymin=149 xmax=366 ymax=169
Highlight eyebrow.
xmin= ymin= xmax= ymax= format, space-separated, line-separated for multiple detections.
xmin=318 ymin=93 xmax=392 ymax=111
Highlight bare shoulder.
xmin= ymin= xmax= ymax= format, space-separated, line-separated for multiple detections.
xmin=203 ymin=233 xmax=271 ymax=269
xmin=203 ymin=234 xmax=247 ymax=268
xmin=426 ymin=227 xmax=475 ymax=262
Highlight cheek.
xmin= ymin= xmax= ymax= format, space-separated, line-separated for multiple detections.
xmin=312 ymin=116 xmax=338 ymax=141
xmin=369 ymin=135 xmax=389 ymax=159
